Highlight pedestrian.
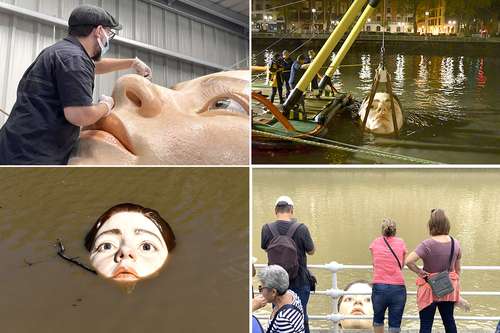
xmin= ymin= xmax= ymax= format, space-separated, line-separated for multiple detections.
xmin=369 ymin=218 xmax=407 ymax=333
xmin=280 ymin=50 xmax=294 ymax=98
xmin=256 ymin=265 xmax=305 ymax=333
xmin=261 ymin=196 xmax=315 ymax=333
xmin=0 ymin=4 xmax=152 ymax=165
xmin=288 ymin=54 xmax=310 ymax=117
xmin=268 ymin=53 xmax=284 ymax=104
xmin=306 ymin=50 xmax=319 ymax=95
xmin=405 ymin=209 xmax=461 ymax=333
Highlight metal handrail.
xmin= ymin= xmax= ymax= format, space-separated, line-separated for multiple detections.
xmin=253 ymin=262 xmax=500 ymax=331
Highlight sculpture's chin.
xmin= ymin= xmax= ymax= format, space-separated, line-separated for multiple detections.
xmin=341 ymin=319 xmax=372 ymax=329
xmin=68 ymin=135 xmax=138 ymax=165
xmin=366 ymin=120 xmax=393 ymax=134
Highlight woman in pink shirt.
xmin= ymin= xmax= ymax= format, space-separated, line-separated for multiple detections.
xmin=405 ymin=209 xmax=461 ymax=333
xmin=369 ymin=218 xmax=407 ymax=333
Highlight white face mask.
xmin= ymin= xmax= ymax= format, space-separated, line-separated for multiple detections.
xmin=89 ymin=212 xmax=169 ymax=283
xmin=97 ymin=28 xmax=111 ymax=56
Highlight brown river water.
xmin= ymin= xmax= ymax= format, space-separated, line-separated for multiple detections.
xmin=0 ymin=168 xmax=248 ymax=333
xmin=252 ymin=168 xmax=500 ymax=331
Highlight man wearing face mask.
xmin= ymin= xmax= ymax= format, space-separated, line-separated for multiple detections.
xmin=0 ymin=5 xmax=152 ymax=165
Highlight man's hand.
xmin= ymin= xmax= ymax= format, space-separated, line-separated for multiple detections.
xmin=132 ymin=57 xmax=152 ymax=79
xmin=252 ymin=295 xmax=268 ymax=311
xmin=98 ymin=95 xmax=114 ymax=117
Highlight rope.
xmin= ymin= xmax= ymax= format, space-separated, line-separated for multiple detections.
xmin=230 ymin=26 xmax=299 ymax=70
xmin=265 ymin=0 xmax=309 ymax=11
xmin=252 ymin=127 xmax=438 ymax=164
xmin=251 ymin=32 xmax=318 ymax=82
xmin=380 ymin=0 xmax=386 ymax=67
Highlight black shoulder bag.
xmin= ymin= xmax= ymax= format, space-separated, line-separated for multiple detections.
xmin=383 ymin=237 xmax=403 ymax=269
xmin=266 ymin=303 xmax=302 ymax=333
xmin=424 ymin=236 xmax=455 ymax=297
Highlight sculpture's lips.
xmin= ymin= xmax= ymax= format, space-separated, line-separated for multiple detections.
xmin=351 ymin=308 xmax=365 ymax=315
xmin=80 ymin=114 xmax=136 ymax=155
xmin=112 ymin=266 xmax=139 ymax=281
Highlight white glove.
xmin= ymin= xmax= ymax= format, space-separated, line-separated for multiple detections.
xmin=98 ymin=94 xmax=114 ymax=117
xmin=132 ymin=57 xmax=152 ymax=79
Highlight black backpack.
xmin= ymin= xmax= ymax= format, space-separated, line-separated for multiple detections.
xmin=265 ymin=222 xmax=301 ymax=280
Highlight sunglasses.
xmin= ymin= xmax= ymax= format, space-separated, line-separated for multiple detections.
xmin=107 ymin=29 xmax=116 ymax=41
xmin=100 ymin=27 xmax=116 ymax=41
xmin=258 ymin=285 xmax=272 ymax=293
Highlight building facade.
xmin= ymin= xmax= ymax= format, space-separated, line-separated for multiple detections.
xmin=252 ymin=0 xmax=415 ymax=33
xmin=415 ymin=0 xmax=457 ymax=35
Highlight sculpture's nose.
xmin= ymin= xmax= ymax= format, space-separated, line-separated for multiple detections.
xmin=112 ymin=74 xmax=162 ymax=118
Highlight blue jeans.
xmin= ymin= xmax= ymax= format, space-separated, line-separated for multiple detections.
xmin=290 ymin=284 xmax=310 ymax=333
xmin=496 ymin=320 xmax=500 ymax=333
xmin=372 ymin=283 xmax=407 ymax=332
xmin=419 ymin=301 xmax=457 ymax=333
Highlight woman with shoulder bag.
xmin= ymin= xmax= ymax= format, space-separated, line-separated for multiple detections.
xmin=405 ymin=209 xmax=461 ymax=333
xmin=369 ymin=218 xmax=408 ymax=333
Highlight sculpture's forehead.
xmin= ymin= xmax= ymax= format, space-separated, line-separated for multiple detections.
xmin=374 ymin=92 xmax=390 ymax=100
xmin=347 ymin=283 xmax=372 ymax=293
xmin=171 ymin=70 xmax=249 ymax=90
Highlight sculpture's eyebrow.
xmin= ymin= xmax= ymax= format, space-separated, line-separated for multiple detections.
xmin=172 ymin=76 xmax=247 ymax=91
xmin=202 ymin=76 xmax=248 ymax=87
xmin=135 ymin=228 xmax=164 ymax=245
xmin=93 ymin=229 xmax=121 ymax=247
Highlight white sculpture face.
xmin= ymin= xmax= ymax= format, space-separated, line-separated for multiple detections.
xmin=70 ymin=70 xmax=249 ymax=165
xmin=89 ymin=212 xmax=168 ymax=283
xmin=338 ymin=282 xmax=373 ymax=329
xmin=359 ymin=92 xmax=403 ymax=134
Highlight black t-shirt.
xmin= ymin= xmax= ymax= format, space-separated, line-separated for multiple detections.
xmin=0 ymin=36 xmax=95 ymax=165
xmin=261 ymin=220 xmax=315 ymax=289
xmin=280 ymin=58 xmax=294 ymax=80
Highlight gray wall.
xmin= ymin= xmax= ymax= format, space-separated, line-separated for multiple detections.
xmin=0 ymin=0 xmax=249 ymax=125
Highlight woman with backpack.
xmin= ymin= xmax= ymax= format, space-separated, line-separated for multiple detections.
xmin=405 ymin=209 xmax=462 ymax=333
xmin=255 ymin=265 xmax=305 ymax=333
xmin=369 ymin=218 xmax=407 ymax=333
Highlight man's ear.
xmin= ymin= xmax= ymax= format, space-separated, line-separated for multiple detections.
xmin=93 ymin=25 xmax=102 ymax=37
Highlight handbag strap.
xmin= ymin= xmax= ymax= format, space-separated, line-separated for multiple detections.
xmin=447 ymin=236 xmax=455 ymax=272
xmin=383 ymin=237 xmax=402 ymax=270
xmin=266 ymin=303 xmax=301 ymax=333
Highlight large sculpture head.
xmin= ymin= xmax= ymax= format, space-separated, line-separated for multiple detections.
xmin=338 ymin=281 xmax=373 ymax=329
xmin=70 ymin=70 xmax=249 ymax=165
xmin=358 ymin=92 xmax=403 ymax=134
xmin=85 ymin=203 xmax=175 ymax=285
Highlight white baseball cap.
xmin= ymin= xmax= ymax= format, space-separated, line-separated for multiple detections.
xmin=275 ymin=195 xmax=294 ymax=207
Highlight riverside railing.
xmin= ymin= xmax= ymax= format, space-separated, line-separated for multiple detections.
xmin=254 ymin=262 xmax=500 ymax=332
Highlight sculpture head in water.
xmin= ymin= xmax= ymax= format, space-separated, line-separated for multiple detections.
xmin=358 ymin=92 xmax=403 ymax=134
xmin=85 ymin=203 xmax=175 ymax=285
xmin=70 ymin=70 xmax=249 ymax=165
xmin=338 ymin=281 xmax=373 ymax=329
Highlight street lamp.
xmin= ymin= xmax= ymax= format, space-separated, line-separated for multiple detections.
xmin=311 ymin=8 xmax=316 ymax=33
xmin=425 ymin=11 xmax=429 ymax=35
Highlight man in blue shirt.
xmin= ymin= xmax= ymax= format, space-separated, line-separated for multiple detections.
xmin=0 ymin=5 xmax=152 ymax=164
xmin=280 ymin=50 xmax=294 ymax=98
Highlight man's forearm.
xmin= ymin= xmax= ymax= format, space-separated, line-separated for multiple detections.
xmin=95 ymin=58 xmax=134 ymax=74
xmin=64 ymin=104 xmax=108 ymax=127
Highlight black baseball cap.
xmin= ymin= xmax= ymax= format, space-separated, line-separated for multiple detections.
xmin=68 ymin=5 xmax=122 ymax=30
